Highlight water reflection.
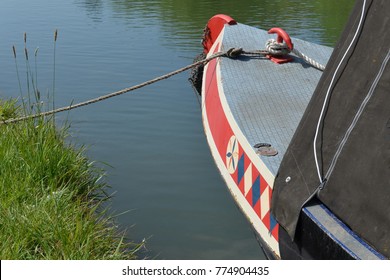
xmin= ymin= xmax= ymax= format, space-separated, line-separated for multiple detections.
xmin=75 ymin=0 xmax=104 ymax=22
xmin=105 ymin=0 xmax=355 ymax=48
xmin=74 ymin=0 xmax=355 ymax=53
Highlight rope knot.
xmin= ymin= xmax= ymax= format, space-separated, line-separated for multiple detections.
xmin=226 ymin=47 xmax=243 ymax=58
xmin=265 ymin=39 xmax=291 ymax=56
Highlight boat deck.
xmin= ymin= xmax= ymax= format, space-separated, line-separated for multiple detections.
xmin=202 ymin=18 xmax=385 ymax=259
xmin=220 ymin=23 xmax=331 ymax=175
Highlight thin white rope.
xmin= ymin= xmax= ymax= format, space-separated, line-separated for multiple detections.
xmin=313 ymin=0 xmax=367 ymax=184
xmin=292 ymin=48 xmax=326 ymax=71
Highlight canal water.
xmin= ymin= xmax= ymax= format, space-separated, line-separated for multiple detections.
xmin=0 ymin=0 xmax=354 ymax=259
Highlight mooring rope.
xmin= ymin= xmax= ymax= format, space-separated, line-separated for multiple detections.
xmin=265 ymin=39 xmax=326 ymax=70
xmin=1 ymin=51 xmax=228 ymax=125
xmin=292 ymin=48 xmax=326 ymax=71
xmin=1 ymin=43 xmax=324 ymax=125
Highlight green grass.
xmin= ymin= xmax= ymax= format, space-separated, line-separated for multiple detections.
xmin=0 ymin=100 xmax=143 ymax=259
xmin=0 ymin=31 xmax=143 ymax=259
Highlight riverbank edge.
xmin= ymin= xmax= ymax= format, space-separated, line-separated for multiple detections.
xmin=0 ymin=99 xmax=143 ymax=259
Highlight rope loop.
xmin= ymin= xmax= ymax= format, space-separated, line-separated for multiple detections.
xmin=1 ymin=41 xmax=325 ymax=125
xmin=226 ymin=47 xmax=243 ymax=58
xmin=265 ymin=39 xmax=291 ymax=56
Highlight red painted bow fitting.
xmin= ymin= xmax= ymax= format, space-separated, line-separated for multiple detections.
xmin=266 ymin=27 xmax=294 ymax=64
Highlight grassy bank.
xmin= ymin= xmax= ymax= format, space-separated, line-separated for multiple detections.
xmin=0 ymin=99 xmax=142 ymax=259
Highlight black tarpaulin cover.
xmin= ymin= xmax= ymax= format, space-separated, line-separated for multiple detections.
xmin=271 ymin=0 xmax=390 ymax=257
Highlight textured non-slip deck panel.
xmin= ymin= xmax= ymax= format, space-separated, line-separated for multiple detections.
xmin=220 ymin=23 xmax=332 ymax=175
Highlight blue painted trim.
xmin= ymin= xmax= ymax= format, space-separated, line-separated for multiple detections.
xmin=303 ymin=207 xmax=360 ymax=259
xmin=270 ymin=213 xmax=278 ymax=232
xmin=237 ymin=154 xmax=245 ymax=184
xmin=318 ymin=204 xmax=386 ymax=260
xmin=252 ymin=176 xmax=260 ymax=207
xmin=303 ymin=204 xmax=386 ymax=260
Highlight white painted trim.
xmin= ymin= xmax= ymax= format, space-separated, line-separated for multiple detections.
xmin=201 ymin=30 xmax=280 ymax=257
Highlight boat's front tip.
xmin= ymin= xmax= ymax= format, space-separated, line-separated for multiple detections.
xmin=202 ymin=14 xmax=237 ymax=54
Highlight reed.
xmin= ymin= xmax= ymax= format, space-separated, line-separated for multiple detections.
xmin=0 ymin=33 xmax=143 ymax=260
xmin=52 ymin=29 xmax=57 ymax=121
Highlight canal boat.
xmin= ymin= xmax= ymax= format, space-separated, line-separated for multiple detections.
xmin=195 ymin=0 xmax=389 ymax=259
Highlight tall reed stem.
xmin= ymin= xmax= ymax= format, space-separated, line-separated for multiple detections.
xmin=12 ymin=45 xmax=27 ymax=113
xmin=52 ymin=29 xmax=58 ymax=122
